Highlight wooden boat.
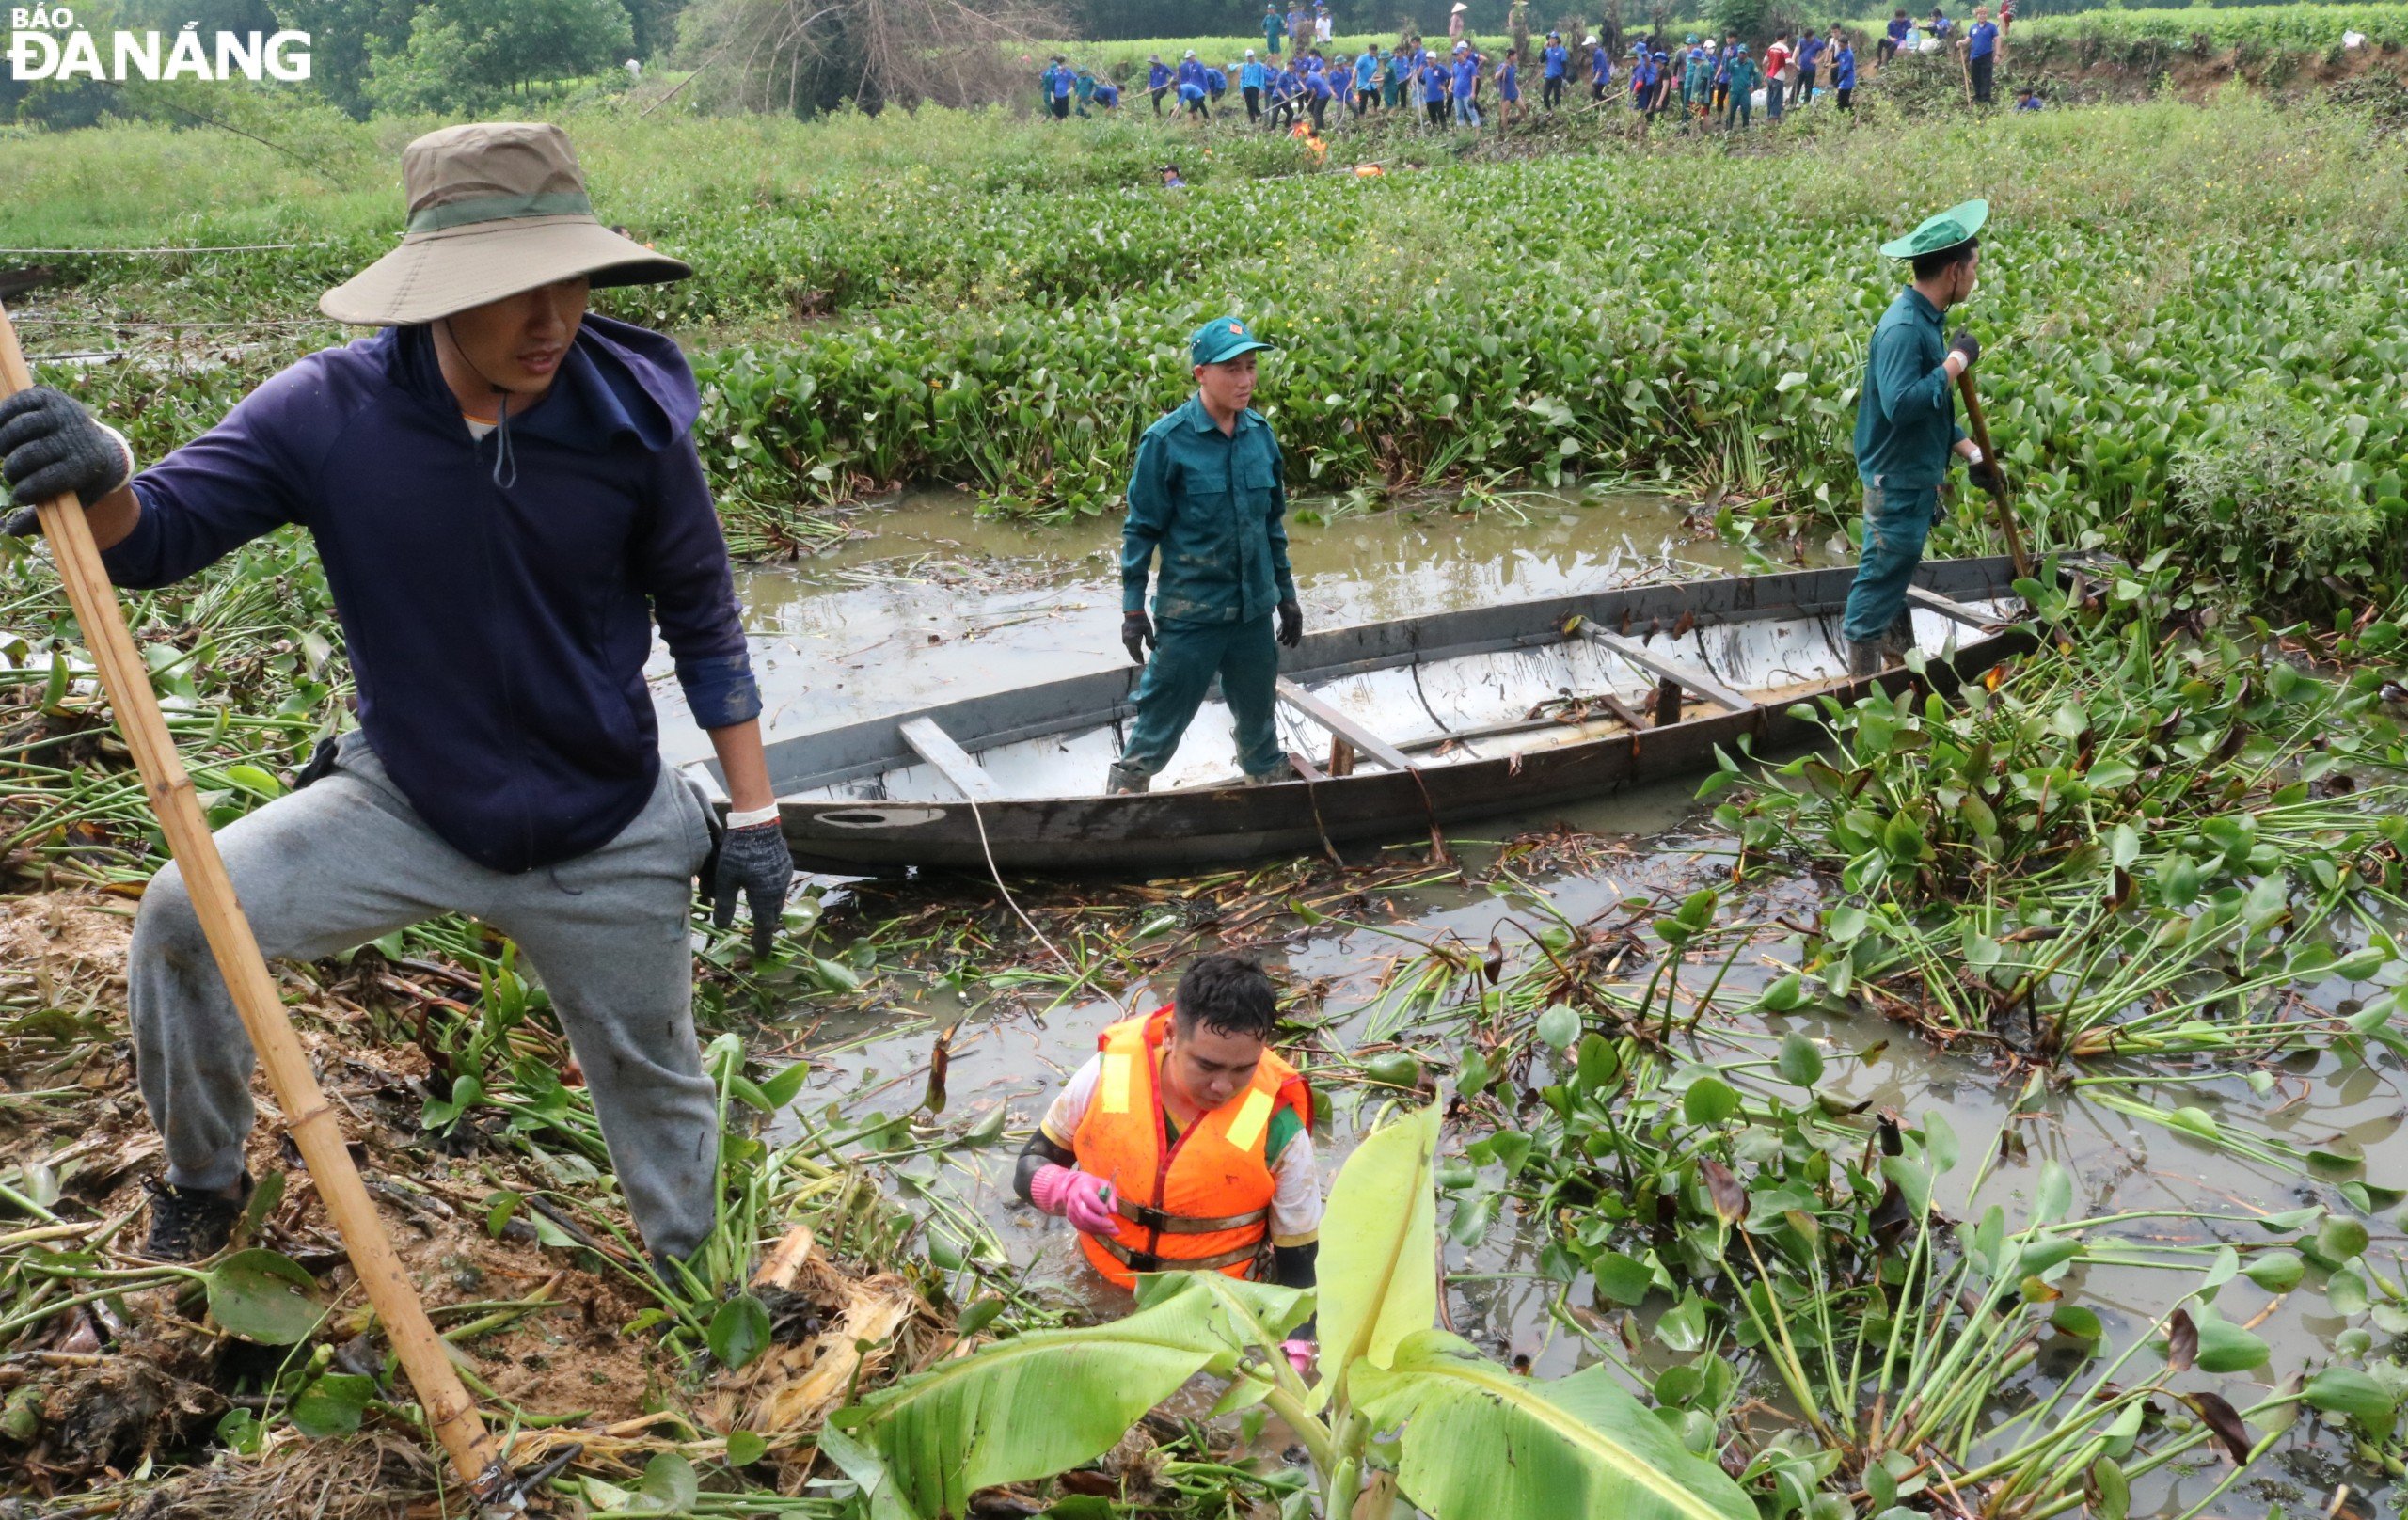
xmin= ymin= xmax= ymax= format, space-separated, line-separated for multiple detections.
xmin=687 ymin=557 xmax=2039 ymax=876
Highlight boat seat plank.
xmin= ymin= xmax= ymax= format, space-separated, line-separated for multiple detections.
xmin=1275 ymin=678 xmax=1419 ymax=772
xmin=897 ymin=717 xmax=1001 ymax=800
xmin=1571 ymin=625 xmax=1753 ymax=713
xmin=1906 ymin=585 xmax=2004 ymax=629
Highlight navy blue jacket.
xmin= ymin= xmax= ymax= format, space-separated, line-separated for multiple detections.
xmin=103 ymin=314 xmax=760 ymax=875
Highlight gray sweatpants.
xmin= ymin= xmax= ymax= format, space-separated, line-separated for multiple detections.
xmin=130 ymin=734 xmax=721 ymax=1259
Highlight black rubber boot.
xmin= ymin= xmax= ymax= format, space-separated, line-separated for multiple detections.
xmin=1846 ymin=640 xmax=1884 ymax=679
xmin=1104 ymin=761 xmax=1151 ymax=795
xmin=142 ymin=1172 xmax=253 ymax=1261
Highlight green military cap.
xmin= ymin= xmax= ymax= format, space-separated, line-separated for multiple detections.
xmin=1879 ymin=198 xmax=1988 ymax=259
xmin=1191 ymin=314 xmax=1276 ymax=366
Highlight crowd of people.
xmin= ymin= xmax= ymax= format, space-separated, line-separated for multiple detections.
xmin=1038 ymin=3 xmax=2042 ymax=134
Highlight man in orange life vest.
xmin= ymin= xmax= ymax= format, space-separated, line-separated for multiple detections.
xmin=1015 ymin=954 xmax=1321 ymax=1370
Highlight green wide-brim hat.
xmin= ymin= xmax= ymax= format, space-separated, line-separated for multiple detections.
xmin=1879 ymin=198 xmax=1988 ymax=260
xmin=321 ymin=121 xmax=689 ymax=326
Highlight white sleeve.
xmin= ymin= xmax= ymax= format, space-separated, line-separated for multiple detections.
xmin=1270 ymin=1127 xmax=1324 ymax=1245
xmin=1040 ymin=1054 xmax=1102 ymax=1148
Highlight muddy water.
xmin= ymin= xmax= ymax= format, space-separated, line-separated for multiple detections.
xmin=650 ymin=484 xmax=1743 ymax=766
xmin=687 ymin=492 xmax=2404 ymax=1519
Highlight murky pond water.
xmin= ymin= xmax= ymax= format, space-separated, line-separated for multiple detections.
xmin=668 ymin=490 xmax=2406 ymax=1519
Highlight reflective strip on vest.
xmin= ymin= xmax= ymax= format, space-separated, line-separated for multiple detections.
xmin=1100 ymin=1052 xmax=1133 ymax=1114
xmin=1224 ymin=1088 xmax=1275 ymax=1152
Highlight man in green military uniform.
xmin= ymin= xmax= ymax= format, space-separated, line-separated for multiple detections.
xmin=1109 ymin=316 xmax=1303 ymax=794
xmin=1844 ymin=198 xmax=2006 ymax=676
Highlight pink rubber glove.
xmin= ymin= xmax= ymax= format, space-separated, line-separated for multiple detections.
xmin=1282 ymin=1338 xmax=1316 ymax=1376
xmin=1029 ymin=1164 xmax=1120 ymax=1236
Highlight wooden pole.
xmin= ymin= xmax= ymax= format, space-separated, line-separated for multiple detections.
xmin=0 ymin=302 xmax=506 ymax=1499
xmin=1955 ymin=367 xmax=2033 ymax=581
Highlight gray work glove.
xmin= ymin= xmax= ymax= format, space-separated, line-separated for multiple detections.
xmin=702 ymin=821 xmax=794 ymax=959
xmin=1276 ymin=599 xmax=1304 ymax=649
xmin=1948 ymin=328 xmax=1981 ymax=372
xmin=1122 ymin=610 xmax=1155 ymax=666
xmin=0 ymin=387 xmax=135 ymax=536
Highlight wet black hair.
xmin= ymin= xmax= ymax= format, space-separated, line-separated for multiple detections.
xmin=1911 ymin=235 xmax=1979 ymax=282
xmin=1173 ymin=953 xmax=1278 ymax=1040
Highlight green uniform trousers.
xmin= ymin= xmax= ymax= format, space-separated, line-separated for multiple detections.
xmin=1841 ymin=478 xmax=1940 ymax=644
xmin=1118 ymin=614 xmax=1285 ymax=783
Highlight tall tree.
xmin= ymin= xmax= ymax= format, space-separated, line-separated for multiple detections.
xmin=365 ymin=0 xmax=635 ymax=112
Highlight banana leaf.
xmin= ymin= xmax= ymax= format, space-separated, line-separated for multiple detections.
xmin=1352 ymin=1329 xmax=1755 ymax=1520
xmin=832 ymin=1273 xmax=1299 ymax=1517
xmin=1313 ymin=1102 xmax=1439 ymax=1402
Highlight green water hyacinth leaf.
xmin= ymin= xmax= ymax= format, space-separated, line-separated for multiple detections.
xmin=205 ymin=1248 xmax=324 ymax=1345
xmin=1535 ymin=1003 xmax=1582 ymax=1052
xmin=289 ymin=1372 xmax=376 ymax=1438
xmin=1774 ymin=1031 xmax=1823 ymax=1087
xmin=2305 ymin=1367 xmax=2400 ymax=1425
xmin=2192 ymin=1314 xmax=2271 ymax=1374
xmin=708 ymin=1292 xmax=772 ymax=1370
xmin=1682 ymin=1076 xmax=1741 ymax=1126
xmin=2317 ymin=1215 xmax=2370 ymax=1263
xmin=1352 ymin=1329 xmax=1755 ymax=1520
xmin=2242 ymin=1249 xmax=2305 ymax=1291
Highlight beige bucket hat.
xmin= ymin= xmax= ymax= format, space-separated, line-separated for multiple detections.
xmin=320 ymin=121 xmax=689 ymax=326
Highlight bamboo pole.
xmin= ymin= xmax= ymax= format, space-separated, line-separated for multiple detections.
xmin=1956 ymin=366 xmax=2033 ymax=581
xmin=0 ymin=301 xmax=507 ymax=1499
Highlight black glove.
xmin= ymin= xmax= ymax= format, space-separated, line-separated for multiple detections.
xmin=1122 ymin=610 xmax=1155 ymax=666
xmin=703 ymin=820 xmax=794 ymax=959
xmin=0 ymin=388 xmax=134 ymax=534
xmin=1947 ymin=329 xmax=1980 ymax=372
xmin=1276 ymin=599 xmax=1303 ymax=649
xmin=1967 ymin=456 xmax=2007 ymax=501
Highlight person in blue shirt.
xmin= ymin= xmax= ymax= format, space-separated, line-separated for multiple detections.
xmin=1289 ymin=7 xmax=1308 ymax=52
xmin=1497 ymin=48 xmax=1521 ymax=121
xmin=1384 ymin=41 xmax=1409 ymax=106
xmin=1180 ymin=77 xmax=1211 ymax=119
xmin=1354 ymin=46 xmax=1380 ymax=114
xmin=1845 ymin=200 xmax=2004 ymax=675
xmin=1420 ymin=51 xmax=1450 ymax=127
xmin=1881 ymin=8 xmax=1909 ymax=65
xmin=1712 ymin=31 xmax=1736 ymax=116
xmin=1794 ymin=28 xmax=1822 ymax=104
xmin=1928 ymin=7 xmax=1953 ymax=40
xmin=1263 ymin=3 xmax=1285 ymax=56
xmin=1964 ymin=4 xmax=1999 ymax=103
xmin=1073 ymin=67 xmax=1097 ymax=118
xmin=1629 ymin=45 xmax=1653 ymax=112
xmin=1266 ymin=62 xmax=1297 ymax=128
xmin=1178 ymin=50 xmax=1206 ymax=92
xmin=1830 ymin=29 xmax=1857 ymax=110
xmin=1242 ymin=50 xmax=1268 ymax=119
xmin=1148 ymin=55 xmax=1172 ymax=115
xmin=1305 ymin=55 xmax=1335 ymax=131
xmin=2014 ymin=84 xmax=2041 ymax=109
xmin=1588 ymin=33 xmax=1611 ymax=101
xmin=1450 ymin=41 xmax=1482 ymax=127
xmin=1541 ymin=31 xmax=1567 ymax=109
xmin=1046 ymin=56 xmax=1073 ymax=119
xmin=1206 ymin=64 xmax=1228 ymax=103
xmin=1095 ymin=80 xmax=1120 ymax=110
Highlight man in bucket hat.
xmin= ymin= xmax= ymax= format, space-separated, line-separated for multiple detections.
xmin=0 ymin=122 xmax=790 ymax=1272
xmin=1108 ymin=317 xmax=1301 ymax=795
xmin=1844 ymin=198 xmax=2007 ymax=675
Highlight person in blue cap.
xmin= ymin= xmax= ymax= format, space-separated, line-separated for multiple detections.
xmin=1542 ymin=31 xmax=1567 ymax=109
xmin=1844 ymin=199 xmax=2006 ymax=676
xmin=1110 ymin=317 xmax=1301 ymax=794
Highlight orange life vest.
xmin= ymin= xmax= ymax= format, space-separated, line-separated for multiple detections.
xmin=1070 ymin=1007 xmax=1310 ymax=1289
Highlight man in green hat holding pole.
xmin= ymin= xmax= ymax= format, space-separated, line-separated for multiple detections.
xmin=1108 ymin=316 xmax=1302 ymax=794
xmin=1844 ymin=198 xmax=2006 ymax=676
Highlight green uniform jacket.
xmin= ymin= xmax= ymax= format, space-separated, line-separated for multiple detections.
xmin=1121 ymin=395 xmax=1297 ymax=625
xmin=1728 ymin=57 xmax=1760 ymax=92
xmin=1853 ymin=286 xmax=1966 ymax=492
